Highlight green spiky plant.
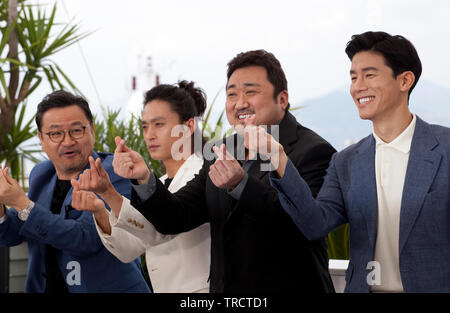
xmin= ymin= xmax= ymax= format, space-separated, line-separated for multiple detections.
xmin=0 ymin=100 xmax=41 ymax=185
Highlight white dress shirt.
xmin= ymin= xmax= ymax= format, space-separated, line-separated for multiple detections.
xmin=371 ymin=114 xmax=416 ymax=292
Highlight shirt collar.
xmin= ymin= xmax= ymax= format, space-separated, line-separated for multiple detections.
xmin=372 ymin=114 xmax=416 ymax=154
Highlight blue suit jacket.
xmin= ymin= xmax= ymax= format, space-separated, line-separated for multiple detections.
xmin=271 ymin=116 xmax=450 ymax=292
xmin=0 ymin=152 xmax=150 ymax=293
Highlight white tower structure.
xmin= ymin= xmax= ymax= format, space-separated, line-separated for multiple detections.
xmin=125 ymin=54 xmax=159 ymax=119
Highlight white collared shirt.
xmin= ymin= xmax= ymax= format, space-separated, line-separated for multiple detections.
xmin=371 ymin=114 xmax=416 ymax=292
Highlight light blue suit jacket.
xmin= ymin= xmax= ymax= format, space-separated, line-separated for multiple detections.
xmin=0 ymin=152 xmax=150 ymax=293
xmin=271 ymin=116 xmax=450 ymax=292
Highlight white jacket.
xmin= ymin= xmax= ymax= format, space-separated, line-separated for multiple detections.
xmin=95 ymin=154 xmax=211 ymax=293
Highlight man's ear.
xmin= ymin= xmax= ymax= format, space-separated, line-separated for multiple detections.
xmin=90 ymin=122 xmax=96 ymax=145
xmin=277 ymin=90 xmax=289 ymax=111
xmin=185 ymin=118 xmax=195 ymax=136
xmin=37 ymin=131 xmax=46 ymax=154
xmin=398 ymin=71 xmax=415 ymax=93
xmin=38 ymin=131 xmax=43 ymax=145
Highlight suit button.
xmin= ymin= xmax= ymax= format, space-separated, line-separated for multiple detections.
xmin=127 ymin=218 xmax=132 ymax=223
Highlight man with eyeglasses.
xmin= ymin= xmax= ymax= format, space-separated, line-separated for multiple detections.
xmin=0 ymin=90 xmax=150 ymax=293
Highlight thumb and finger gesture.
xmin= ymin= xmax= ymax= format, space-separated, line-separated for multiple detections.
xmin=208 ymin=144 xmax=245 ymax=190
xmin=244 ymin=124 xmax=281 ymax=160
xmin=235 ymin=116 xmax=277 ymax=159
xmin=113 ymin=136 xmax=150 ymax=181
xmin=114 ymin=136 xmax=131 ymax=154
xmin=0 ymin=165 xmax=29 ymax=209
xmin=71 ymin=179 xmax=105 ymax=213
xmin=77 ymin=156 xmax=111 ymax=194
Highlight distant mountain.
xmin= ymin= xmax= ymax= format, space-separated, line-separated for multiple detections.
xmin=292 ymin=80 xmax=450 ymax=151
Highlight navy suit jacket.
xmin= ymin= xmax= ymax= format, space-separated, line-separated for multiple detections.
xmin=0 ymin=152 xmax=150 ymax=293
xmin=271 ymin=116 xmax=450 ymax=292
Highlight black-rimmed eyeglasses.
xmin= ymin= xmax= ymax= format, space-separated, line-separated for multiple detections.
xmin=41 ymin=125 xmax=89 ymax=143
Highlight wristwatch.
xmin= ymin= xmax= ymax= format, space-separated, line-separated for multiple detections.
xmin=18 ymin=200 xmax=35 ymax=221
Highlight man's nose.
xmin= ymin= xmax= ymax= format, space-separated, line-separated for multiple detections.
xmin=61 ymin=132 xmax=76 ymax=145
xmin=144 ymin=127 xmax=156 ymax=141
xmin=352 ymin=77 xmax=368 ymax=93
xmin=235 ymin=93 xmax=249 ymax=110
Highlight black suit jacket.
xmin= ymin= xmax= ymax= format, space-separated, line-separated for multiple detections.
xmin=131 ymin=112 xmax=336 ymax=293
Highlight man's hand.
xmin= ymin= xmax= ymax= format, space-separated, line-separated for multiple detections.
xmin=243 ymin=125 xmax=278 ymax=158
xmin=76 ymin=156 xmax=124 ymax=218
xmin=71 ymin=179 xmax=112 ymax=235
xmin=243 ymin=125 xmax=288 ymax=178
xmin=71 ymin=179 xmax=105 ymax=214
xmin=209 ymin=144 xmax=245 ymax=190
xmin=112 ymin=136 xmax=150 ymax=184
xmin=0 ymin=165 xmax=30 ymax=210
xmin=78 ymin=156 xmax=113 ymax=195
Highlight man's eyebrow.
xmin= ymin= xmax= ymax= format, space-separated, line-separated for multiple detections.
xmin=243 ymin=83 xmax=260 ymax=87
xmin=47 ymin=121 xmax=83 ymax=129
xmin=48 ymin=124 xmax=62 ymax=129
xmin=350 ymin=67 xmax=379 ymax=75
xmin=149 ymin=117 xmax=166 ymax=123
xmin=226 ymin=82 xmax=261 ymax=90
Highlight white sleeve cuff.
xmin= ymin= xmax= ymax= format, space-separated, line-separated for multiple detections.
xmin=111 ymin=196 xmax=130 ymax=227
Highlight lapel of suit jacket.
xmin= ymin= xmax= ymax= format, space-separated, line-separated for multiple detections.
xmin=246 ymin=112 xmax=297 ymax=180
xmin=36 ymin=168 xmax=70 ymax=217
xmin=167 ymin=153 xmax=203 ymax=193
xmin=350 ymin=135 xmax=378 ymax=250
xmin=399 ymin=116 xmax=442 ymax=255
xmin=43 ymin=173 xmax=58 ymax=212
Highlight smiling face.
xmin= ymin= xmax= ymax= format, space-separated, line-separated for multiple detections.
xmin=142 ymin=99 xmax=193 ymax=161
xmin=350 ymin=50 xmax=408 ymax=123
xmin=226 ymin=66 xmax=288 ymax=128
xmin=38 ymin=105 xmax=95 ymax=180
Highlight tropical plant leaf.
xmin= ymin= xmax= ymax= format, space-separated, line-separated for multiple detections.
xmin=0 ymin=69 xmax=10 ymax=103
xmin=0 ymin=17 xmax=17 ymax=53
xmin=327 ymin=223 xmax=350 ymax=260
xmin=0 ymin=101 xmax=39 ymax=181
xmin=289 ymin=105 xmax=306 ymax=111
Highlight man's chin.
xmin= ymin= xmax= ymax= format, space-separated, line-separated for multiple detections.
xmin=358 ymin=111 xmax=372 ymax=121
xmin=59 ymin=159 xmax=87 ymax=173
xmin=233 ymin=123 xmax=246 ymax=135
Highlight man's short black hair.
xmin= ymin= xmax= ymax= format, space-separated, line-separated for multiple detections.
xmin=36 ymin=90 xmax=93 ymax=131
xmin=345 ymin=31 xmax=422 ymax=97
